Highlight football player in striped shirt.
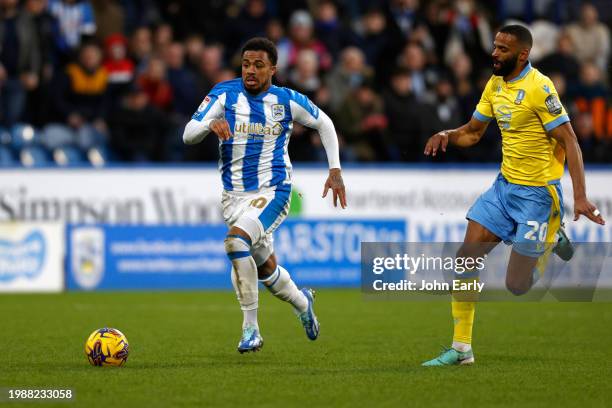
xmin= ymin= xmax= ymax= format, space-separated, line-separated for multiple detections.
xmin=183 ymin=37 xmax=346 ymax=353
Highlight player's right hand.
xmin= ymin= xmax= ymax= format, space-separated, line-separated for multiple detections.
xmin=424 ymin=131 xmax=449 ymax=157
xmin=322 ymin=168 xmax=347 ymax=209
xmin=574 ymin=196 xmax=605 ymax=225
xmin=210 ymin=119 xmax=232 ymax=141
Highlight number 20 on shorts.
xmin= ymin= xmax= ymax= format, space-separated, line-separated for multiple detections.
xmin=524 ymin=221 xmax=548 ymax=242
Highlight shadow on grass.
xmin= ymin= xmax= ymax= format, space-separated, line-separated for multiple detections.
xmin=3 ymin=352 xmax=559 ymax=375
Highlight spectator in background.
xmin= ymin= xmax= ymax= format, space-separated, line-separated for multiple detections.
xmin=528 ymin=20 xmax=560 ymax=63
xmin=326 ymin=46 xmax=372 ymax=112
xmin=450 ymin=52 xmax=478 ymax=120
xmin=196 ymin=43 xmax=224 ymax=94
xmin=349 ymin=7 xmax=392 ymax=71
xmin=103 ymin=33 xmax=134 ymax=103
xmin=108 ymin=82 xmax=169 ymax=161
xmin=91 ymin=0 xmax=123 ymax=45
xmin=335 ymin=81 xmax=387 ymax=161
xmin=0 ymin=0 xmax=41 ymax=127
xmin=153 ymin=22 xmax=173 ymax=54
xmin=287 ymin=49 xmax=320 ymax=101
xmin=182 ymin=43 xmax=227 ymax=162
xmin=227 ymin=0 xmax=269 ymax=53
xmin=24 ymin=0 xmax=58 ymax=73
xmin=265 ymin=19 xmax=285 ymax=45
xmin=164 ymin=42 xmax=199 ymax=117
xmin=566 ymin=3 xmax=610 ymax=72
xmin=121 ymin=0 xmax=159 ymax=34
xmin=184 ymin=34 xmax=204 ymax=73
xmin=443 ymin=0 xmax=492 ymax=69
xmin=574 ymin=112 xmax=609 ymax=162
xmin=386 ymin=0 xmax=421 ymax=40
xmin=0 ymin=0 xmax=606 ymax=166
xmin=314 ymin=0 xmax=345 ymax=60
xmin=23 ymin=0 xmax=58 ymax=126
xmin=52 ymin=42 xmax=108 ymax=147
xmin=382 ymin=68 xmax=427 ymax=161
xmin=276 ymin=10 xmax=332 ymax=78
xmin=286 ymin=51 xmax=328 ymax=163
xmin=496 ymin=0 xmax=567 ymax=24
xmin=570 ymin=62 xmax=609 ymax=140
xmin=265 ymin=19 xmax=287 ymax=83
xmin=49 ymin=0 xmax=96 ymax=61
xmin=397 ymin=42 xmax=432 ymax=101
xmin=422 ymin=0 xmax=453 ymax=64
xmin=536 ymin=32 xmax=580 ymax=85
xmin=129 ymin=26 xmax=153 ymax=74
xmin=137 ymin=56 xmax=172 ymax=112
xmin=424 ymin=75 xmax=462 ymax=140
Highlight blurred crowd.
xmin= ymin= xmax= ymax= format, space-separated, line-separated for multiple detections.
xmin=0 ymin=0 xmax=610 ymax=166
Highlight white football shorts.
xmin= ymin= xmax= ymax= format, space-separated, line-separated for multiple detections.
xmin=221 ymin=184 xmax=291 ymax=266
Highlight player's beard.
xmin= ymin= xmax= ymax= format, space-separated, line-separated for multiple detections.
xmin=492 ymin=54 xmax=519 ymax=77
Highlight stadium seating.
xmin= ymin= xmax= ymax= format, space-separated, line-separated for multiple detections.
xmin=11 ymin=124 xmax=42 ymax=149
xmin=0 ymin=145 xmax=15 ymax=166
xmin=19 ymin=145 xmax=51 ymax=167
xmin=0 ymin=123 xmax=111 ymax=168
xmin=43 ymin=124 xmax=78 ymax=150
xmin=87 ymin=145 xmax=111 ymax=167
xmin=53 ymin=145 xmax=88 ymax=167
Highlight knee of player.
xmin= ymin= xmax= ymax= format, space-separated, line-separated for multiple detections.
xmin=224 ymin=234 xmax=252 ymax=258
xmin=505 ymin=278 xmax=531 ymax=296
xmin=257 ymin=261 xmax=276 ymax=280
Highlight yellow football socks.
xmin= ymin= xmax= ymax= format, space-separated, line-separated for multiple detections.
xmin=452 ymin=297 xmax=475 ymax=344
xmin=451 ymin=277 xmax=479 ymax=345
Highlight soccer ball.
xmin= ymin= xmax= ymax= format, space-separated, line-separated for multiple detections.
xmin=84 ymin=328 xmax=129 ymax=367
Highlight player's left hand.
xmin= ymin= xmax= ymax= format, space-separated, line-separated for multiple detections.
xmin=574 ymin=196 xmax=605 ymax=225
xmin=322 ymin=168 xmax=347 ymax=209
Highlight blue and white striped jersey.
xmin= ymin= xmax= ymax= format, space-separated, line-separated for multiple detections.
xmin=188 ymin=78 xmax=337 ymax=192
xmin=49 ymin=0 xmax=96 ymax=49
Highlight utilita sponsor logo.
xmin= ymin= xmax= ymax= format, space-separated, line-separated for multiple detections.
xmin=0 ymin=231 xmax=45 ymax=282
xmin=0 ymin=187 xmax=222 ymax=224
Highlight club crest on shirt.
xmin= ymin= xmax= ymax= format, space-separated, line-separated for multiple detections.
xmin=545 ymin=94 xmax=562 ymax=115
xmin=514 ymin=89 xmax=526 ymax=105
xmin=271 ymin=104 xmax=285 ymax=121
xmin=197 ymin=96 xmax=211 ymax=112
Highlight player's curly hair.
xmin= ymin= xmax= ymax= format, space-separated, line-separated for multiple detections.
xmin=241 ymin=37 xmax=278 ymax=65
xmin=499 ymin=25 xmax=533 ymax=48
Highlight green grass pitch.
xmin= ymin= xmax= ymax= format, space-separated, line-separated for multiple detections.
xmin=1 ymin=290 xmax=611 ymax=407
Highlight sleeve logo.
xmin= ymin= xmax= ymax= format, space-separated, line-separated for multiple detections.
xmin=197 ymin=96 xmax=211 ymax=112
xmin=545 ymin=94 xmax=562 ymax=115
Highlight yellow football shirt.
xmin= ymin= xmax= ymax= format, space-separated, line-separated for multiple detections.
xmin=473 ymin=62 xmax=570 ymax=186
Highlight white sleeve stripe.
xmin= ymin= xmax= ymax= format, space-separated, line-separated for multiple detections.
xmin=317 ymin=109 xmax=341 ymax=169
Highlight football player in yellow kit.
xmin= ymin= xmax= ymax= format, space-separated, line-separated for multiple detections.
xmin=422 ymin=25 xmax=605 ymax=366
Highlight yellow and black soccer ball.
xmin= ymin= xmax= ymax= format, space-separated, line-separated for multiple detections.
xmin=84 ymin=328 xmax=129 ymax=367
